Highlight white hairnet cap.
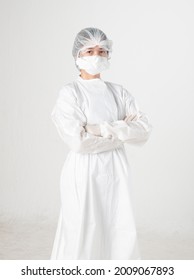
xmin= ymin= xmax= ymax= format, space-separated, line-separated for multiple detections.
xmin=72 ymin=27 xmax=113 ymax=60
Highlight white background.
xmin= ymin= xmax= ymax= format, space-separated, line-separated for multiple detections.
xmin=0 ymin=0 xmax=194 ymax=258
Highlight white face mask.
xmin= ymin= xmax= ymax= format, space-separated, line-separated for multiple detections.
xmin=76 ymin=55 xmax=110 ymax=75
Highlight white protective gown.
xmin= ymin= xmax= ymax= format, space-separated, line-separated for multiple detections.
xmin=50 ymin=75 xmax=152 ymax=260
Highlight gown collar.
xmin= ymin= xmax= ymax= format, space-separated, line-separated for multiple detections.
xmin=77 ymin=75 xmax=103 ymax=83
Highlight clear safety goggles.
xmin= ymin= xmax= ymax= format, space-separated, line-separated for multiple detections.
xmin=80 ymin=48 xmax=108 ymax=56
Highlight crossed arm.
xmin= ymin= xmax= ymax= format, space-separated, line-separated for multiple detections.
xmin=51 ymin=86 xmax=152 ymax=153
xmin=85 ymin=114 xmax=139 ymax=137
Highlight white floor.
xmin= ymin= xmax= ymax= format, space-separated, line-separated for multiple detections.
xmin=0 ymin=218 xmax=193 ymax=260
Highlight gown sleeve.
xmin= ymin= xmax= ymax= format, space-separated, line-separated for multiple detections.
xmin=51 ymin=85 xmax=123 ymax=154
xmin=99 ymin=87 xmax=152 ymax=145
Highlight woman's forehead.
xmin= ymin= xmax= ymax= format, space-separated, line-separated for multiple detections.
xmin=86 ymin=46 xmax=105 ymax=50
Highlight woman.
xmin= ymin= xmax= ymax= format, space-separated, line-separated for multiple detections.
xmin=50 ymin=27 xmax=152 ymax=260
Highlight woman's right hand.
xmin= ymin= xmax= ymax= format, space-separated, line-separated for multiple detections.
xmin=123 ymin=114 xmax=138 ymax=123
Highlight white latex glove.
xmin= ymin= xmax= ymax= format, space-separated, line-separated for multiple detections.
xmin=85 ymin=124 xmax=101 ymax=136
xmin=123 ymin=114 xmax=138 ymax=123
